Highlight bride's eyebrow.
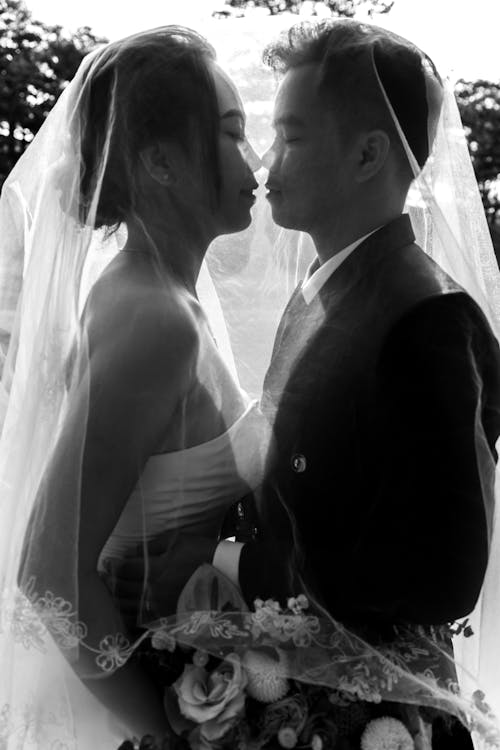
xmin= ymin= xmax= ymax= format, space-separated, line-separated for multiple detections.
xmin=221 ymin=108 xmax=245 ymax=123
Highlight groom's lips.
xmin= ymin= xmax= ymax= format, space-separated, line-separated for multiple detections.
xmin=265 ymin=183 xmax=281 ymax=201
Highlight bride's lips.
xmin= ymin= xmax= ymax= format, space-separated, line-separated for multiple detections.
xmin=240 ymin=189 xmax=256 ymax=204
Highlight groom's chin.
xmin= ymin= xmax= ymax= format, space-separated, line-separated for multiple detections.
xmin=269 ymin=210 xmax=301 ymax=231
xmin=267 ymin=200 xmax=297 ymax=230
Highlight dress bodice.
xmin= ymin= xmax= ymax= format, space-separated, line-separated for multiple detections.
xmin=99 ymin=399 xmax=270 ymax=564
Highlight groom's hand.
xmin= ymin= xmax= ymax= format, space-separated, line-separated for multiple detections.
xmin=112 ymin=532 xmax=218 ymax=624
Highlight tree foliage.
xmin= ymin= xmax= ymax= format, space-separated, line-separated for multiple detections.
xmin=225 ymin=0 xmax=394 ymax=16
xmin=1 ymin=0 xmax=500 ymax=263
xmin=455 ymin=79 xmax=500 ymax=238
xmin=0 ymin=0 xmax=106 ymax=186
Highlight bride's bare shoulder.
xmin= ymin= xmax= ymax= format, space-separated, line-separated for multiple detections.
xmin=82 ymin=253 xmax=199 ymax=389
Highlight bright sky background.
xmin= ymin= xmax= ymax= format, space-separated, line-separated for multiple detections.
xmin=25 ymin=0 xmax=500 ymax=81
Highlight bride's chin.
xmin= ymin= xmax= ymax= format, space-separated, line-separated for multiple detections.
xmin=217 ymin=215 xmax=253 ymax=237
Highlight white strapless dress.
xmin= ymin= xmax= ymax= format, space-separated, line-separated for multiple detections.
xmin=99 ymin=399 xmax=270 ymax=565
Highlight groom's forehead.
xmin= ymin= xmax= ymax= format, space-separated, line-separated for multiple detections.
xmin=273 ymin=63 xmax=325 ymax=124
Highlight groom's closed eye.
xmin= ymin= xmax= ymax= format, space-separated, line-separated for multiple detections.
xmin=282 ymin=134 xmax=301 ymax=144
xmin=272 ymin=130 xmax=303 ymax=147
xmin=273 ymin=114 xmax=305 ymax=145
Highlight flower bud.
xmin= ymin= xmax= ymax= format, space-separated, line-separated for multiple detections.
xmin=243 ymin=649 xmax=289 ymax=703
xmin=139 ymin=735 xmax=158 ymax=750
xmin=192 ymin=650 xmax=209 ymax=668
xmin=278 ymin=727 xmax=298 ymax=749
xmin=151 ymin=630 xmax=175 ymax=652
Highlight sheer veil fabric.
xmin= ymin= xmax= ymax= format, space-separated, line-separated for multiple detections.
xmin=159 ymin=19 xmax=500 ymax=750
xmin=0 ymin=15 xmax=498 ymax=750
xmin=374 ymin=31 xmax=500 ymax=735
xmin=0 ymin=20 xmax=302 ymax=747
xmin=0 ymin=27 xmax=287 ymax=747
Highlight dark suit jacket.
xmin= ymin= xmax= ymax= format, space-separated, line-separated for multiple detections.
xmin=239 ymin=214 xmax=500 ymax=629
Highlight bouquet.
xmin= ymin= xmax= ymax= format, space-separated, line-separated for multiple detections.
xmin=117 ymin=596 xmax=434 ymax=750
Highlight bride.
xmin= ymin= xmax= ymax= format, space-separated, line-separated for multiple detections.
xmin=0 ymin=25 xmax=271 ymax=746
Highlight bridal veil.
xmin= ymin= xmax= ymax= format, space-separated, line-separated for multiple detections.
xmin=0 ymin=15 xmax=498 ymax=750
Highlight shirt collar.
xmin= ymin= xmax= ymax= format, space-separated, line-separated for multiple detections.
xmin=301 ymin=226 xmax=382 ymax=305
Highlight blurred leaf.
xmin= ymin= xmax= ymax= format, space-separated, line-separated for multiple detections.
xmin=224 ymin=0 xmax=394 ymax=15
xmin=456 ymin=78 xmax=500 ymax=261
xmin=0 ymin=0 xmax=107 ymax=187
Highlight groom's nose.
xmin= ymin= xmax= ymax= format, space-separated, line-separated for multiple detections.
xmin=261 ymin=147 xmax=275 ymax=170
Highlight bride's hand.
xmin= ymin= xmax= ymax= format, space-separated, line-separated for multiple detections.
xmin=112 ymin=532 xmax=218 ymax=624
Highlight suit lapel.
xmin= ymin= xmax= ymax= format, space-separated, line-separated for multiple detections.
xmin=317 ymin=215 xmax=416 ymax=307
xmin=262 ymin=215 xmax=417 ymax=427
xmin=262 ymin=287 xmax=328 ymax=421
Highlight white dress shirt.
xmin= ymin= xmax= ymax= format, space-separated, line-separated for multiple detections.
xmin=301 ymin=228 xmax=380 ymax=305
xmin=212 ymin=226 xmax=383 ymax=588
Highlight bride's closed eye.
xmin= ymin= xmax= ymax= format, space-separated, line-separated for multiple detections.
xmin=225 ymin=129 xmax=246 ymax=142
xmin=221 ymin=110 xmax=246 ymax=143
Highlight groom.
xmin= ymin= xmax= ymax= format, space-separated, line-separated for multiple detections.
xmin=118 ymin=19 xmax=500 ymax=743
xmin=210 ymin=21 xmax=500 ymax=629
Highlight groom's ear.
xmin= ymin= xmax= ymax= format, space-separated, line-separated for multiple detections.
xmin=139 ymin=141 xmax=178 ymax=187
xmin=354 ymin=130 xmax=391 ymax=183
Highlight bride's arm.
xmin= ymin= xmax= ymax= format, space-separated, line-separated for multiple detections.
xmin=23 ymin=293 xmax=197 ymax=737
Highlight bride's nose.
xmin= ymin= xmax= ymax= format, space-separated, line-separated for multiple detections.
xmin=241 ymin=139 xmax=262 ymax=172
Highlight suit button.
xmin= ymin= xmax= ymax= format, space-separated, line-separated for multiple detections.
xmin=291 ymin=454 xmax=307 ymax=473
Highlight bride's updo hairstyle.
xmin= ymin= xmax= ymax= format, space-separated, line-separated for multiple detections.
xmin=264 ymin=20 xmax=443 ymax=184
xmin=78 ymin=26 xmax=220 ymax=229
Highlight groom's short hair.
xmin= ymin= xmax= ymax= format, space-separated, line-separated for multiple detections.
xmin=264 ymin=20 xmax=441 ymax=178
